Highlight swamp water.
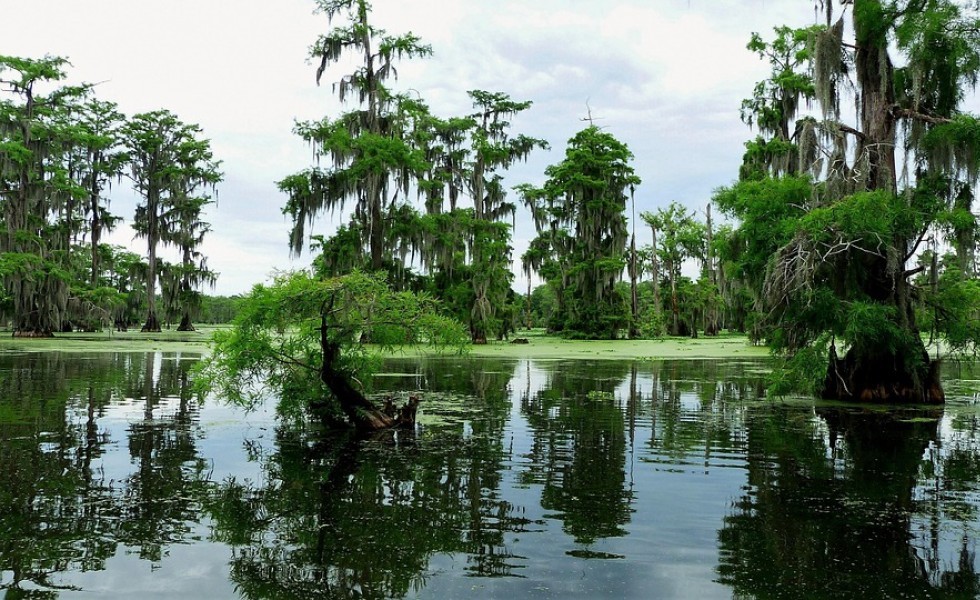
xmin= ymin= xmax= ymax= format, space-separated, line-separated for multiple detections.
xmin=1 ymin=351 xmax=979 ymax=599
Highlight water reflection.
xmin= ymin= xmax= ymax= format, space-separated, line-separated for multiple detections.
xmin=208 ymin=360 xmax=532 ymax=598
xmin=2 ymin=353 xmax=980 ymax=598
xmin=718 ymin=405 xmax=980 ymax=598
xmin=0 ymin=352 xmax=207 ymax=597
xmin=518 ymin=360 xmax=633 ymax=545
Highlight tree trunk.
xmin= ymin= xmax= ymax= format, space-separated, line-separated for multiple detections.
xmin=144 ymin=191 xmax=162 ymax=333
xmin=819 ymin=1 xmax=944 ymax=405
xmin=854 ymin=2 xmax=897 ymax=195
xmin=704 ymin=203 xmax=720 ymax=336
xmin=176 ymin=313 xmax=195 ymax=332
xmin=12 ymin=298 xmax=54 ymax=338
xmin=318 ymin=317 xmax=415 ymax=431
xmin=141 ymin=311 xmax=161 ymax=333
xmin=526 ymin=277 xmax=532 ymax=330
xmin=90 ymin=151 xmax=103 ymax=287
xmin=650 ymin=224 xmax=662 ymax=335
xmin=669 ymin=260 xmax=680 ymax=336
xmin=822 ymin=345 xmax=943 ymax=404
xmin=629 ymin=233 xmax=639 ymax=339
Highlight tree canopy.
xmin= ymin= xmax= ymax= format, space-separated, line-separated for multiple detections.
xmin=196 ymin=270 xmax=468 ymax=430
xmin=715 ymin=0 xmax=980 ymax=402
xmin=520 ymin=126 xmax=640 ymax=339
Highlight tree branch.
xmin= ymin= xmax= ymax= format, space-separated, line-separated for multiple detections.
xmin=271 ymin=347 xmax=317 ymax=373
xmin=837 ymin=123 xmax=866 ymax=140
xmin=904 ymin=265 xmax=926 ymax=279
xmin=905 ymin=229 xmax=930 ymax=262
xmin=890 ymin=105 xmax=953 ymax=125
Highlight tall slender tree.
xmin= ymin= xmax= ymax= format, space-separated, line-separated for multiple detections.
xmin=279 ymin=0 xmax=431 ymax=272
xmin=464 ymin=91 xmax=545 ymax=343
xmin=123 ymin=110 xmax=221 ymax=332
xmin=75 ymin=98 xmax=126 ymax=288
xmin=641 ymin=202 xmax=704 ymax=336
xmin=162 ymin=194 xmax=216 ymax=331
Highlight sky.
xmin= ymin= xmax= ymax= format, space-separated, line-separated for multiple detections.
xmin=6 ymin=0 xmax=816 ymax=295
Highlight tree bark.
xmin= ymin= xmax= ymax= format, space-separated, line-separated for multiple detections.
xmin=822 ymin=346 xmax=944 ymax=404
xmin=669 ymin=259 xmax=680 ymax=336
xmin=629 ymin=233 xmax=639 ymax=339
xmin=318 ymin=316 xmax=416 ymax=431
xmin=141 ymin=311 xmax=161 ymax=333
xmin=143 ymin=188 xmax=162 ymax=333
xmin=650 ymin=224 xmax=662 ymax=333
xmin=176 ymin=314 xmax=195 ymax=332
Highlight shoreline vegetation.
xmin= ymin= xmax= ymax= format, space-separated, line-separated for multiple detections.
xmin=0 ymin=327 xmax=771 ymax=360
xmin=1 ymin=328 xmax=962 ymax=366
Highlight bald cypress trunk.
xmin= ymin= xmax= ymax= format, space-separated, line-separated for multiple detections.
xmin=176 ymin=314 xmax=195 ymax=332
xmin=819 ymin=1 xmax=942 ymax=404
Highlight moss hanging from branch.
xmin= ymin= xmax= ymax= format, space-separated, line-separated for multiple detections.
xmin=811 ymin=17 xmax=846 ymax=118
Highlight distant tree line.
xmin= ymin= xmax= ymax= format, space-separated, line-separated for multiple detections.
xmin=0 ymin=56 xmax=222 ymax=336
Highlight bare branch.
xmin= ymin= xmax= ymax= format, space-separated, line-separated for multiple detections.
xmin=837 ymin=123 xmax=866 ymax=140
xmin=904 ymin=265 xmax=926 ymax=279
xmin=890 ymin=105 xmax=953 ymax=125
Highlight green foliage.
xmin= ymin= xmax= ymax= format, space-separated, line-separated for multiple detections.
xmin=123 ymin=110 xmax=222 ymax=331
xmin=639 ymin=201 xmax=712 ymax=337
xmin=766 ymin=336 xmax=830 ymax=397
xmin=196 ymin=271 xmax=468 ymax=424
xmin=0 ymin=54 xmax=89 ymax=334
xmin=741 ymin=25 xmax=818 ymax=144
xmin=720 ymin=1 xmax=980 ymax=399
xmin=282 ymin=1 xmax=432 ymax=271
xmin=894 ymin=1 xmax=980 ymax=118
xmin=520 ymin=126 xmax=640 ymax=339
xmin=197 ymin=294 xmax=241 ymax=324
xmin=921 ymin=114 xmax=980 ymax=180
xmin=714 ymin=176 xmax=810 ymax=288
xmin=919 ymin=254 xmax=980 ymax=357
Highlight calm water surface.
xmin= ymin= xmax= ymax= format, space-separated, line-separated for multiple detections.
xmin=1 ymin=351 xmax=979 ymax=599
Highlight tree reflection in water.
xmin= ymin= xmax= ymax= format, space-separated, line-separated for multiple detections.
xmin=0 ymin=351 xmax=207 ymax=597
xmin=718 ymin=406 xmax=980 ymax=598
xmin=518 ymin=360 xmax=633 ymax=545
xmin=207 ymin=358 xmax=534 ymax=599
xmin=3 ymin=353 xmax=980 ymax=599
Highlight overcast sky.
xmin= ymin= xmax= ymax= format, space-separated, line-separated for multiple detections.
xmin=8 ymin=0 xmax=817 ymax=295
